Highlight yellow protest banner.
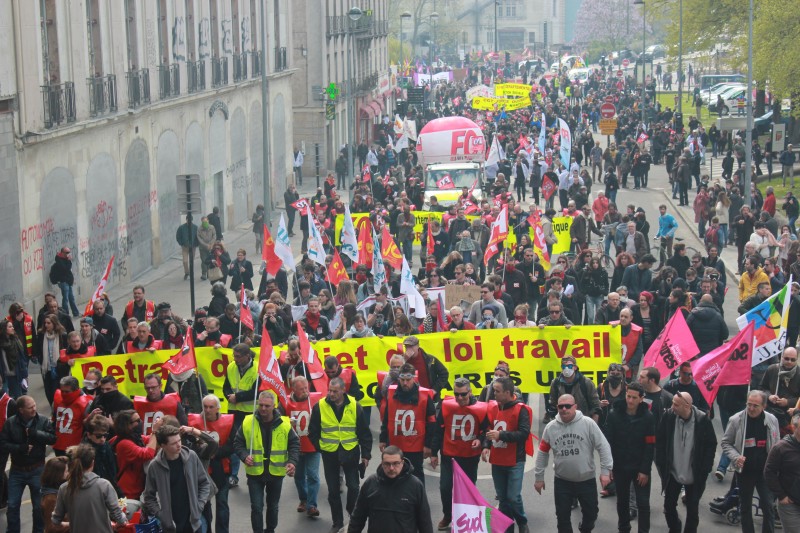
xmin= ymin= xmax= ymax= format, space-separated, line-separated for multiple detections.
xmin=551 ymin=215 xmax=573 ymax=255
xmin=470 ymin=96 xmax=532 ymax=111
xmin=71 ymin=327 xmax=620 ymax=409
xmin=495 ymin=83 xmax=533 ymax=97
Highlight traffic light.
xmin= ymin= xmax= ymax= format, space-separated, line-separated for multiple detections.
xmin=505 ymin=51 xmax=511 ymax=64
xmin=543 ymin=22 xmax=548 ymax=48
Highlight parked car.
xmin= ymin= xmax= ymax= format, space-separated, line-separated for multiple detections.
xmin=754 ymin=110 xmax=790 ymax=136
xmin=700 ymin=82 xmax=745 ymax=105
xmin=708 ymin=86 xmax=746 ymax=115
xmin=641 ymin=44 xmax=666 ymax=61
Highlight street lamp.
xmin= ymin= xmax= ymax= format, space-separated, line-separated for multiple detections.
xmin=493 ymin=2 xmax=499 ymax=54
xmin=346 ymin=6 xmax=363 ymax=185
xmin=429 ymin=12 xmax=439 ymax=70
xmin=400 ymin=11 xmax=411 ymax=68
xmin=744 ymin=0 xmax=753 ymax=206
xmin=634 ymin=0 xmax=646 ymax=130
xmin=677 ymin=0 xmax=683 ymax=114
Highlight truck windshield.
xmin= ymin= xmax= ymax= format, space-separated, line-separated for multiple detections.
xmin=426 ymin=167 xmax=481 ymax=190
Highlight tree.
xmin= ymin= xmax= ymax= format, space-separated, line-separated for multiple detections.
xmin=572 ymin=0 xmax=647 ymax=52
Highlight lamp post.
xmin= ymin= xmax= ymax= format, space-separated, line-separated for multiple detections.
xmin=430 ymin=12 xmax=439 ymax=70
xmin=677 ymin=0 xmax=683 ymax=114
xmin=744 ymin=0 xmax=753 ymax=206
xmin=493 ymin=2 xmax=499 ymax=53
xmin=400 ymin=11 xmax=411 ymax=69
xmin=346 ymin=6 xmax=363 ymax=185
xmin=634 ymin=0 xmax=646 ymax=129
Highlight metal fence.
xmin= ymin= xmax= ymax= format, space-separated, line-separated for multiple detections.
xmin=41 ymin=82 xmax=76 ymax=128
xmin=87 ymin=74 xmax=117 ymax=117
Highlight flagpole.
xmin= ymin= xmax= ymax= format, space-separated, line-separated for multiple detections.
xmin=249 ymin=374 xmax=260 ymax=459
xmin=196 ymin=368 xmax=207 ymax=430
xmin=239 ymin=284 xmax=244 ymax=342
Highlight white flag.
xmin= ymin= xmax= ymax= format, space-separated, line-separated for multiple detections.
xmin=340 ymin=203 xmax=359 ymax=263
xmin=371 ymin=228 xmax=386 ymax=294
xmin=558 ymin=117 xmax=572 ymax=169
xmin=307 ymin=208 xmax=327 ymax=266
xmin=400 ymin=257 xmax=426 ymax=319
xmin=394 ymin=133 xmax=409 ymax=152
xmin=486 ymin=135 xmax=501 ymax=167
xmin=274 ymin=214 xmax=296 ymax=270
xmin=403 ymin=119 xmax=417 ymax=141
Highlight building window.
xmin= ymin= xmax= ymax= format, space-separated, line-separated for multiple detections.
xmin=553 ymin=0 xmax=557 ymax=15
xmin=40 ymin=0 xmax=61 ymax=83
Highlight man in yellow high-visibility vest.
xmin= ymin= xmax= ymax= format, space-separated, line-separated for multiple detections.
xmin=233 ymin=390 xmax=299 ymax=533
xmin=309 ymin=377 xmax=372 ymax=533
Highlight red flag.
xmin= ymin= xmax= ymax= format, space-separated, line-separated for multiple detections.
xmin=258 ymin=324 xmax=289 ymax=410
xmin=356 ymin=218 xmax=373 ymax=268
xmin=162 ymin=327 xmax=197 ymax=375
xmin=691 ymin=321 xmax=754 ymax=406
xmin=362 ymin=164 xmax=372 ymax=183
xmin=426 ymin=217 xmax=435 ymax=257
xmin=84 ymin=255 xmax=115 ymax=316
xmin=541 ymin=175 xmax=557 ymax=200
xmin=325 ymin=249 xmax=349 ymax=286
xmin=382 ymin=172 xmax=390 ymax=186
xmin=239 ymin=284 xmax=255 ymax=332
xmin=642 ymin=311 xmax=700 ymax=379
xmin=297 ymin=322 xmax=328 ymax=395
xmin=638 ymin=132 xmax=649 ymax=143
xmin=436 ymin=174 xmax=455 ymax=189
xmin=380 ymin=226 xmax=403 ymax=270
xmin=463 ymin=200 xmax=479 ymax=215
xmin=467 ymin=178 xmax=478 ymax=199
xmin=291 ymin=198 xmax=310 ymax=216
xmin=262 ymin=224 xmax=283 ymax=276
xmin=518 ymin=133 xmax=530 ymax=149
xmin=526 ymin=209 xmax=541 ymax=228
xmin=484 ymin=206 xmax=508 ymax=265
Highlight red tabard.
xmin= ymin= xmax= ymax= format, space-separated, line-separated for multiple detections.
xmin=188 ymin=413 xmax=235 ymax=474
xmin=125 ymin=300 xmax=156 ymax=322
xmin=376 ymin=371 xmax=418 ymax=420
xmin=440 ymin=399 xmax=487 ymax=458
xmin=620 ymin=323 xmax=643 ymax=365
xmin=202 ymin=334 xmax=232 ymax=347
xmin=487 ymin=401 xmax=525 ymax=466
xmin=134 ymin=393 xmax=180 ymax=435
xmin=126 ymin=339 xmax=164 ymax=353
xmin=0 ymin=393 xmax=10 ymax=429
xmin=59 ymin=346 xmax=96 ymax=363
xmin=288 ymin=392 xmax=324 ymax=453
xmin=386 ymin=385 xmax=433 ymax=452
xmin=53 ymin=391 xmax=92 ymax=451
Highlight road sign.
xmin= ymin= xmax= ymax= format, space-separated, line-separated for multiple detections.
xmin=325 ymin=103 xmax=336 ymax=120
xmin=622 ymin=59 xmax=630 ymax=68
xmin=408 ymin=87 xmax=425 ymax=106
xmin=604 ymin=95 xmax=615 ymax=103
xmin=616 ymin=69 xmax=624 ymax=78
xmin=176 ymin=174 xmax=202 ymax=215
xmin=599 ymin=119 xmax=618 ymax=136
xmin=600 ymin=102 xmax=616 ymax=119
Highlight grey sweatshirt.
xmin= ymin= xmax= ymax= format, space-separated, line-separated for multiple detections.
xmin=534 ymin=410 xmax=613 ymax=482
xmin=52 ymin=472 xmax=127 ymax=533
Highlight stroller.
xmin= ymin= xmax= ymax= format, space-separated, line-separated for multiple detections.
xmin=709 ymin=473 xmax=780 ymax=528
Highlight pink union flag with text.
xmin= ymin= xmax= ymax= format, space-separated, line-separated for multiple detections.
xmin=452 ymin=461 xmax=513 ymax=533
xmin=641 ymin=311 xmax=699 ymax=379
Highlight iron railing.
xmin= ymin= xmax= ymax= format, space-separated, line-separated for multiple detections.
xmin=326 ymin=16 xmax=346 ymax=37
xmin=233 ymin=52 xmax=248 ymax=82
xmin=157 ymin=64 xmax=180 ymax=100
xmin=87 ymin=74 xmax=117 ymax=117
xmin=251 ymin=50 xmax=262 ymax=77
xmin=126 ymin=69 xmax=150 ymax=109
xmin=41 ymin=82 xmax=76 ymax=128
xmin=187 ymin=60 xmax=206 ymax=93
xmin=212 ymin=56 xmax=228 ymax=87
xmin=274 ymin=47 xmax=287 ymax=72
xmin=357 ymin=72 xmax=379 ymax=94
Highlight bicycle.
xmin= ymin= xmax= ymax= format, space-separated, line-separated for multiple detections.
xmin=559 ymin=239 xmax=615 ymax=279
xmin=653 ymin=236 xmax=699 ymax=272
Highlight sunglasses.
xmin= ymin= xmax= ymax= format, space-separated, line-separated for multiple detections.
xmin=562 ymin=364 xmax=575 ymax=369
xmin=453 ymin=391 xmax=469 ymax=397
xmin=557 ymin=404 xmax=575 ymax=410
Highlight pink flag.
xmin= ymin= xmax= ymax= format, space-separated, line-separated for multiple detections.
xmin=452 ymin=460 xmax=514 ymax=533
xmin=162 ymin=327 xmax=197 ymax=375
xmin=691 ymin=321 xmax=754 ymax=406
xmin=297 ymin=322 xmax=328 ymax=395
xmin=258 ymin=323 xmax=289 ymax=411
xmin=240 ymin=284 xmax=255 ymax=332
xmin=642 ymin=311 xmax=699 ymax=379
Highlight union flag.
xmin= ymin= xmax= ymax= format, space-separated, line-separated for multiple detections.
xmin=436 ymin=174 xmax=455 ymax=189
xmin=291 ymin=198 xmax=310 ymax=216
xmin=356 ymin=217 xmax=373 ymax=268
xmin=162 ymin=327 xmax=197 ymax=375
xmin=326 ymin=249 xmax=349 ymax=286
xmin=380 ymin=226 xmax=403 ymax=270
xmin=262 ymin=224 xmax=283 ymax=276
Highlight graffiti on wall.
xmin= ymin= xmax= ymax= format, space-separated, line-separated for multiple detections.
xmin=20 ymin=219 xmax=77 ymax=277
xmin=241 ymin=17 xmax=251 ymax=51
xmin=198 ymin=18 xmax=211 ymax=59
xmin=221 ymin=19 xmax=232 ymax=54
xmin=172 ymin=17 xmax=186 ymax=62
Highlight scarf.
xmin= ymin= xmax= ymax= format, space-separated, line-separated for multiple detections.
xmin=42 ymin=331 xmax=60 ymax=373
xmin=305 ymin=313 xmax=320 ymax=331
xmin=779 ymin=365 xmax=798 ymax=389
xmin=456 ymin=237 xmax=476 ymax=252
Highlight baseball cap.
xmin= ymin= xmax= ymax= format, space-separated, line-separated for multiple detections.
xmin=403 ymin=336 xmax=420 ymax=346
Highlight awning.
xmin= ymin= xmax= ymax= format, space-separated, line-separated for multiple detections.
xmin=393 ymin=87 xmax=404 ymax=97
xmin=369 ymin=101 xmax=382 ymax=117
xmin=375 ymin=99 xmax=386 ymax=112
xmin=359 ymin=102 xmax=377 ymax=118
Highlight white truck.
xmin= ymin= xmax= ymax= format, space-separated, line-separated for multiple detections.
xmin=414 ymin=116 xmax=486 ymax=209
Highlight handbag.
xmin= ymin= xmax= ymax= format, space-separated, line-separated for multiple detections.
xmin=208 ymin=265 xmax=224 ymax=282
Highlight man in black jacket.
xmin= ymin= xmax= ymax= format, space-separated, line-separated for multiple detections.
xmin=91 ymin=299 xmax=121 ymax=353
xmin=604 ymin=382 xmax=656 ymax=533
xmin=655 ymin=392 xmax=717 ymax=533
xmin=48 ymin=247 xmax=80 ymax=317
xmin=347 ymin=446 xmax=433 ymax=533
xmin=0 ymin=395 xmax=56 ymax=533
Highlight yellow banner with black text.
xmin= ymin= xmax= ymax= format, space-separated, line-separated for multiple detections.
xmin=71 ymin=327 xmax=620 ymax=409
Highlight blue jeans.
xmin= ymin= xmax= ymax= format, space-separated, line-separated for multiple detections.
xmin=293 ymin=452 xmax=320 ymax=508
xmin=214 ymin=480 xmax=230 ymax=533
xmin=58 ymin=281 xmax=80 ymax=316
xmin=585 ymin=295 xmax=603 ymax=325
xmin=7 ymin=465 xmax=44 ymax=533
xmin=441 ymin=455 xmax=480 ymax=520
xmin=492 ymin=461 xmax=527 ymax=525
xmin=247 ymin=474 xmax=285 ymax=533
xmin=718 ymin=224 xmax=729 ymax=248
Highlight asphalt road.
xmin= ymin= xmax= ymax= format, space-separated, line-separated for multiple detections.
xmin=8 ymin=143 xmax=762 ymax=532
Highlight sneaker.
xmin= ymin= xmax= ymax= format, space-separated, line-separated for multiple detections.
xmin=297 ymin=501 xmax=307 ymax=513
xmin=228 ymin=475 xmax=238 ymax=487
xmin=327 ymin=526 xmax=343 ymax=533
xmin=200 ymin=275 xmax=207 ymax=281
xmin=307 ymin=506 xmax=320 ymax=517
xmin=629 ymin=509 xmax=638 ymax=520
xmin=184 ymin=273 xmax=189 ymax=280
xmin=438 ymin=517 xmax=451 ymax=531
xmin=714 ymin=470 xmax=725 ymax=482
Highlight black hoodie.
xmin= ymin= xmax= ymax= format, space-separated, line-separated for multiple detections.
xmin=603 ymin=399 xmax=656 ymax=475
xmin=347 ymin=457 xmax=434 ymax=533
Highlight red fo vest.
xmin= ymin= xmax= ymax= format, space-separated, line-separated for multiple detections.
xmin=134 ymin=393 xmax=180 ymax=435
xmin=188 ymin=413 xmax=235 ymax=473
xmin=202 ymin=334 xmax=232 ymax=347
xmin=330 ymin=368 xmax=354 ymax=392
xmin=52 ymin=390 xmax=92 ymax=451
xmin=125 ymin=300 xmax=156 ymax=322
xmin=440 ymin=399 xmax=487 ymax=458
xmin=59 ymin=346 xmax=96 ymax=363
xmin=288 ymin=392 xmax=324 ymax=453
xmin=376 ymin=371 xmax=418 ymax=420
xmin=126 ymin=339 xmax=164 ymax=353
xmin=620 ymin=323 xmax=643 ymax=365
xmin=0 ymin=393 xmax=12 ymax=429
xmin=386 ymin=385 xmax=433 ymax=452
xmin=487 ymin=401 xmax=528 ymax=466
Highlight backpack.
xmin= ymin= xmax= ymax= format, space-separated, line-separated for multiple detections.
xmin=704 ymin=226 xmax=719 ymax=248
